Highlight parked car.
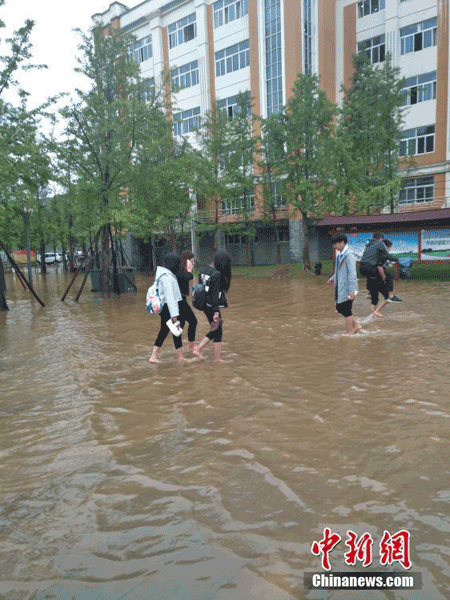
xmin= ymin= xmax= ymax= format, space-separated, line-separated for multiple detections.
xmin=37 ymin=252 xmax=62 ymax=265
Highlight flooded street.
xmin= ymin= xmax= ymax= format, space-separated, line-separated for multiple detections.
xmin=1 ymin=269 xmax=450 ymax=600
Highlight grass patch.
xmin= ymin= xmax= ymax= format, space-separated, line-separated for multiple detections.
xmin=229 ymin=260 xmax=450 ymax=282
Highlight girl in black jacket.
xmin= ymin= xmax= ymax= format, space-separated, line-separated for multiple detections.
xmin=193 ymin=250 xmax=231 ymax=363
xmin=177 ymin=250 xmax=198 ymax=352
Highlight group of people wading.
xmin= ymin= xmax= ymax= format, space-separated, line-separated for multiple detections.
xmin=149 ymin=250 xmax=232 ymax=363
xmin=148 ymin=230 xmax=401 ymax=361
xmin=328 ymin=231 xmax=402 ymax=336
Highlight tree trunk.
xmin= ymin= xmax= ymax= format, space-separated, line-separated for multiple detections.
xmin=110 ymin=227 xmax=120 ymax=295
xmin=302 ymin=213 xmax=311 ymax=271
xmin=101 ymin=223 xmax=110 ymax=293
xmin=0 ymin=258 xmax=8 ymax=311
xmin=40 ymin=240 xmax=47 ymax=274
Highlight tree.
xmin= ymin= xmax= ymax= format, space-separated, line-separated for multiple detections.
xmin=221 ymin=92 xmax=257 ymax=266
xmin=130 ymin=136 xmax=197 ymax=254
xmin=336 ymin=52 xmax=405 ymax=214
xmin=280 ymin=72 xmax=337 ymax=270
xmin=59 ymin=25 xmax=170 ymax=290
xmin=194 ymin=103 xmax=232 ymax=251
xmin=257 ymin=112 xmax=288 ymax=263
xmin=0 ymin=0 xmax=57 ymax=281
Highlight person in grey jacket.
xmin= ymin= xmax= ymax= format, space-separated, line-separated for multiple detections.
xmin=149 ymin=252 xmax=184 ymax=363
xmin=327 ymin=234 xmax=365 ymax=335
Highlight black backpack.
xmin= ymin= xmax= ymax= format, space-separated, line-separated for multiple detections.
xmin=192 ymin=267 xmax=219 ymax=310
xmin=192 ymin=282 xmax=206 ymax=310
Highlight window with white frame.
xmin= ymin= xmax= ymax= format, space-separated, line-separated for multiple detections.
xmin=217 ymin=93 xmax=250 ymax=118
xmin=132 ymin=36 xmax=152 ymax=63
xmin=215 ymin=40 xmax=250 ymax=77
xmin=173 ymin=107 xmax=201 ymax=136
xmin=401 ymin=71 xmax=436 ymax=106
xmin=399 ymin=125 xmax=435 ymax=156
xmin=221 ymin=192 xmax=255 ymax=215
xmin=171 ymin=61 xmax=199 ymax=91
xmin=140 ymin=78 xmax=155 ymax=103
xmin=213 ymin=0 xmax=248 ymax=28
xmin=400 ymin=17 xmax=437 ymax=55
xmin=357 ymin=0 xmax=385 ymax=18
xmin=168 ymin=13 xmax=197 ymax=49
xmin=358 ymin=34 xmax=385 ymax=64
xmin=399 ymin=177 xmax=434 ymax=204
xmin=269 ymin=181 xmax=286 ymax=207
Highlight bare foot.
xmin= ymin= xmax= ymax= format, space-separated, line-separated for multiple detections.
xmin=149 ymin=356 xmax=161 ymax=363
xmin=192 ymin=348 xmax=206 ymax=360
xmin=373 ymin=311 xmax=385 ymax=318
xmin=353 ymin=325 xmax=368 ymax=334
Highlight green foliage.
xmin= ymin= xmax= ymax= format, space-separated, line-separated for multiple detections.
xmin=281 ymin=73 xmax=337 ymax=216
xmin=193 ymin=102 xmax=233 ymax=240
xmin=0 ymin=1 xmax=57 ymax=250
xmin=257 ymin=112 xmax=288 ymax=262
xmin=336 ymin=52 xmax=406 ymax=214
xmin=277 ymin=72 xmax=337 ymax=268
xmin=58 ymin=26 xmax=195 ymax=256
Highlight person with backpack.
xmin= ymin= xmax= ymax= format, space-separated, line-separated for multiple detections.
xmin=176 ymin=250 xmax=198 ymax=352
xmin=383 ymin=239 xmax=401 ymax=303
xmin=327 ymin=233 xmax=365 ymax=335
xmin=149 ymin=252 xmax=185 ymax=363
xmin=193 ymin=250 xmax=232 ymax=362
xmin=359 ymin=231 xmax=390 ymax=318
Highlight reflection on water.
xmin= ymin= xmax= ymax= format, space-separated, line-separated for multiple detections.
xmin=1 ymin=270 xmax=450 ymax=599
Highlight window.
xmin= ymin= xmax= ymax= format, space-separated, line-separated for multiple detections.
xmin=168 ymin=13 xmax=197 ymax=49
xmin=173 ymin=107 xmax=201 ymax=136
xmin=399 ymin=177 xmax=433 ymax=204
xmin=221 ymin=192 xmax=255 ymax=215
xmin=132 ymin=36 xmax=152 ymax=63
xmin=401 ymin=71 xmax=436 ymax=106
xmin=400 ymin=17 xmax=437 ymax=55
xmin=357 ymin=0 xmax=385 ymax=18
xmin=303 ymin=0 xmax=313 ymax=73
xmin=213 ymin=0 xmax=248 ymax=28
xmin=358 ymin=34 xmax=385 ymax=64
xmin=269 ymin=182 xmax=286 ymax=207
xmin=215 ymin=40 xmax=250 ymax=77
xmin=171 ymin=61 xmax=199 ymax=91
xmin=217 ymin=93 xmax=250 ymax=118
xmin=140 ymin=78 xmax=155 ymax=103
xmin=265 ymin=0 xmax=283 ymax=114
xmin=399 ymin=125 xmax=435 ymax=156
xmin=225 ymin=233 xmax=246 ymax=244
xmin=277 ymin=225 xmax=289 ymax=241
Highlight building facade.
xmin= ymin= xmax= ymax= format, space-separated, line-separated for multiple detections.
xmin=93 ymin=0 xmax=449 ymax=265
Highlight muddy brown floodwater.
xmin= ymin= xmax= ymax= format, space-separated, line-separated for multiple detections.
xmin=1 ymin=269 xmax=450 ymax=600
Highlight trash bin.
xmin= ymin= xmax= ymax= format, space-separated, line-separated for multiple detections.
xmin=398 ymin=257 xmax=414 ymax=280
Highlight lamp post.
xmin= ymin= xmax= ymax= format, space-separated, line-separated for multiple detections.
xmin=23 ymin=207 xmax=33 ymax=287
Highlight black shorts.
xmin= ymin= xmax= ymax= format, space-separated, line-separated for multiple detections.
xmin=336 ymin=299 xmax=353 ymax=318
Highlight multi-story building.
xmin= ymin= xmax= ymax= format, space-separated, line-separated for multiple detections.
xmin=93 ymin=0 xmax=449 ymax=265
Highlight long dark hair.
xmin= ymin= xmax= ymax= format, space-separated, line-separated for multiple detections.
xmin=163 ymin=252 xmax=180 ymax=275
xmin=179 ymin=249 xmax=194 ymax=272
xmin=213 ymin=250 xmax=232 ymax=292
